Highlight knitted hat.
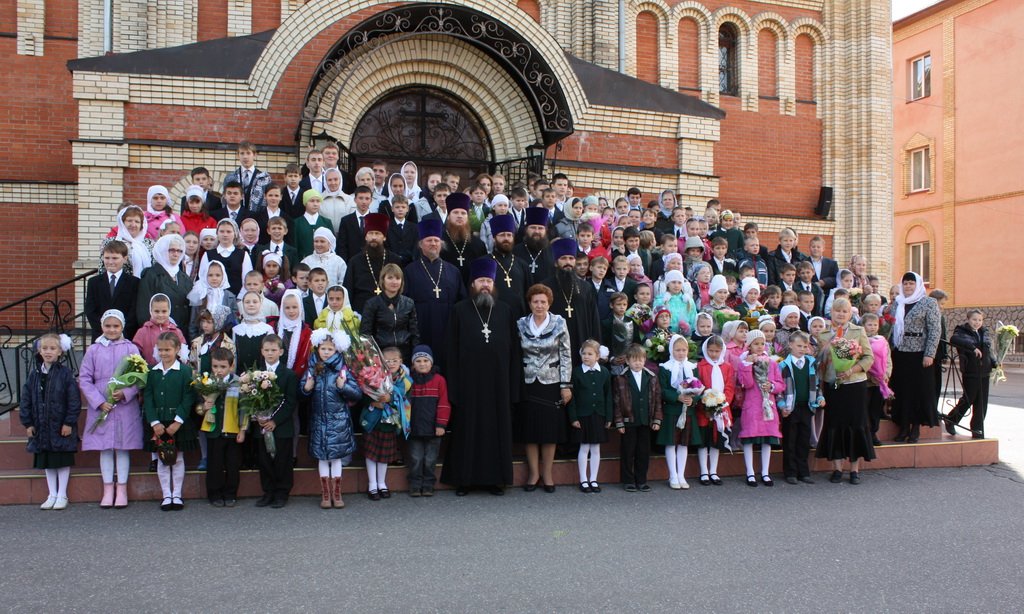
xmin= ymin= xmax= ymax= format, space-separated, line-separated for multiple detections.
xmin=468 ymin=256 xmax=497 ymax=281
xmin=524 ymin=206 xmax=550 ymax=227
xmin=447 ymin=192 xmax=471 ymax=211
xmin=744 ymin=329 xmax=765 ymax=348
xmin=199 ymin=228 xmax=216 ymax=241
xmin=491 ymin=194 xmax=510 ymax=208
xmin=411 ymin=345 xmax=433 ymax=364
xmin=653 ymin=307 xmax=672 ymax=323
xmin=418 ymin=219 xmax=443 ymax=240
xmin=740 ymin=277 xmax=760 ymax=298
xmin=709 ymin=274 xmax=728 ymax=296
xmin=664 ymin=270 xmax=685 ymax=285
xmin=551 ymin=238 xmax=578 ymax=260
xmin=683 ymin=236 xmax=704 ymax=252
xmin=302 ymin=189 xmax=323 ymax=206
xmin=363 ymin=212 xmax=389 ymax=236
xmin=779 ymin=305 xmax=800 ymax=323
xmin=488 ymin=214 xmax=516 ymax=236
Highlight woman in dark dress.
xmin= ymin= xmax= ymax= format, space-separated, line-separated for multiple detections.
xmin=516 ymin=284 xmax=573 ymax=492
xmin=889 ymin=272 xmax=943 ymax=442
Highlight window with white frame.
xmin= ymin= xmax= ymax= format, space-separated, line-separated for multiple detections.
xmin=907 ymin=242 xmax=930 ymax=284
xmin=911 ymin=55 xmax=931 ymax=100
xmin=911 ymin=147 xmax=931 ymax=192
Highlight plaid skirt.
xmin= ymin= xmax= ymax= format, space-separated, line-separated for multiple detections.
xmin=362 ymin=429 xmax=401 ymax=464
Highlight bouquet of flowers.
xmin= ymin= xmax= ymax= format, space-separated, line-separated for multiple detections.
xmin=338 ymin=314 xmax=394 ymax=402
xmin=644 ymin=328 xmax=672 ymax=362
xmin=701 ymin=388 xmax=733 ymax=451
xmin=991 ymin=322 xmax=1019 ymax=385
xmin=710 ymin=307 xmax=740 ymax=333
xmin=848 ymin=287 xmax=864 ymax=312
xmin=191 ymin=371 xmax=229 ymax=427
xmin=830 ymin=337 xmax=863 ymax=383
xmin=625 ymin=303 xmax=654 ymax=333
xmin=676 ymin=377 xmax=705 ymax=429
xmin=749 ymin=354 xmax=776 ymax=421
xmin=90 ymin=354 xmax=149 ymax=434
xmin=741 ymin=303 xmax=770 ymax=329
xmin=238 ymin=369 xmax=284 ymax=457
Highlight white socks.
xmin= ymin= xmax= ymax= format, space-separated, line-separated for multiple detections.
xmin=171 ymin=458 xmax=184 ymax=499
xmin=44 ymin=468 xmax=58 ymax=497
xmin=666 ymin=446 xmax=678 ymax=483
xmin=367 ymin=459 xmax=387 ymax=491
xmin=577 ymin=444 xmax=601 ymax=483
xmin=743 ymin=443 xmax=773 ymax=478
xmin=318 ymin=459 xmax=344 ymax=479
xmin=56 ymin=467 xmax=70 ymax=499
xmin=101 ymin=450 xmax=133 ymax=484
xmin=157 ymin=458 xmax=185 ymax=499
xmin=157 ymin=463 xmax=171 ymax=498
xmin=698 ymin=447 xmax=721 ymax=476
xmin=710 ymin=448 xmax=720 ymax=475
xmin=116 ymin=450 xmax=130 ymax=484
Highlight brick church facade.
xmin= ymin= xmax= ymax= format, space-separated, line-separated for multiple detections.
xmin=0 ymin=0 xmax=892 ymax=303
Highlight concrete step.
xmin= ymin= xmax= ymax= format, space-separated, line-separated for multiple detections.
xmin=0 ymin=437 xmax=998 ymax=506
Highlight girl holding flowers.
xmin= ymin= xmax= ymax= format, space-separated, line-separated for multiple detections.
xmin=658 ymin=335 xmax=703 ymax=490
xmin=736 ymin=329 xmax=785 ymax=487
xmin=694 ymin=336 xmax=736 ymax=485
xmin=815 ymin=297 xmax=875 ymax=484
xmin=79 ymin=310 xmax=145 ymax=508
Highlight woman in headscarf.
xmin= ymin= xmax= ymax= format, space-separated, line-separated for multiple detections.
xmin=101 ymin=205 xmax=153 ymax=278
xmin=136 ymin=233 xmax=193 ymax=334
xmin=889 ymin=272 xmax=942 ymax=442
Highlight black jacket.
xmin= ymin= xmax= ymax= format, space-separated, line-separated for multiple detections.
xmin=767 ymin=246 xmax=809 ymax=285
xmin=387 ymin=218 xmax=419 ymax=266
xmin=949 ymin=323 xmax=997 ymax=377
xmin=85 ymin=271 xmax=140 ymax=341
xmin=359 ymin=294 xmax=420 ymax=358
xmin=211 ymin=206 xmax=255 ymax=228
xmin=336 ymin=212 xmax=367 ymax=261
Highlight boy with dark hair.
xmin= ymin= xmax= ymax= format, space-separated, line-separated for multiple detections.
xmin=212 ymin=180 xmax=255 ymax=226
xmin=612 ymin=344 xmax=663 ymax=492
xmin=204 ymin=348 xmax=244 ymax=507
xmin=180 ymin=166 xmax=222 ymax=212
xmin=223 ymin=141 xmax=271 ymax=212
xmin=85 ymin=241 xmax=141 ymax=341
xmin=253 ymin=334 xmax=297 ymax=508
xmin=280 ymin=163 xmax=305 ymax=219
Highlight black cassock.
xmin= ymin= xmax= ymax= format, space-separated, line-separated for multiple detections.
xmin=513 ymin=243 xmax=554 ymax=288
xmin=403 ymin=257 xmax=464 ymax=371
xmin=441 ymin=299 xmax=521 ymax=488
xmin=490 ymin=252 xmax=529 ymax=320
xmin=540 ymin=274 xmax=602 ymax=368
xmin=441 ymin=231 xmax=488 ymax=286
xmin=343 ymin=249 xmax=402 ymax=313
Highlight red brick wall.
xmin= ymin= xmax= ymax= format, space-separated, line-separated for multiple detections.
xmin=758 ymin=28 xmax=777 ymax=98
xmin=714 ymin=96 xmax=822 ymax=219
xmin=197 ymin=0 xmax=228 ymax=41
xmin=251 ymin=0 xmax=281 ymax=33
xmin=516 ymin=0 xmax=541 ymax=23
xmin=635 ymin=11 xmax=659 ymax=85
xmin=795 ymin=34 xmax=815 ymax=101
xmin=552 ymin=132 xmax=677 ymax=170
xmin=677 ymin=17 xmax=700 ymax=90
xmin=0 ymin=0 xmax=16 ymax=30
xmin=0 ymin=203 xmax=77 ymax=301
xmin=44 ymin=1 xmax=77 ymax=37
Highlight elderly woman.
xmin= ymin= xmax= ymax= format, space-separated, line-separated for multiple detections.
xmin=816 ymin=297 xmax=875 ymax=484
xmin=889 ymin=272 xmax=942 ymax=442
xmin=517 ymin=284 xmax=573 ymax=493
xmin=359 ymin=263 xmax=419 ymax=363
xmin=848 ymin=255 xmax=870 ymax=289
xmin=136 ymin=233 xmax=194 ymax=333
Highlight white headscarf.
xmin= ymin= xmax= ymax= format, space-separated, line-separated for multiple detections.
xmin=313 ymin=227 xmax=336 ymax=253
xmin=701 ymin=337 xmax=727 ymax=392
xmin=115 ymin=206 xmax=152 ymax=277
xmin=401 ymin=161 xmax=422 ymax=201
xmin=187 ymin=259 xmax=230 ymax=307
xmin=660 ymin=334 xmax=696 ymax=390
xmin=96 ymin=309 xmax=126 ymax=346
xmin=151 ymin=234 xmax=185 ymax=280
xmin=893 ymin=271 xmax=927 ymax=346
xmin=234 ymin=291 xmax=274 ymax=337
xmin=277 ymin=289 xmax=305 ymax=370
xmin=147 ymin=185 xmax=172 ymax=215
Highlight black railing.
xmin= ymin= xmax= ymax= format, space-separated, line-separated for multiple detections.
xmin=491 ymin=154 xmax=545 ymax=189
xmin=0 ymin=271 xmax=93 ymax=415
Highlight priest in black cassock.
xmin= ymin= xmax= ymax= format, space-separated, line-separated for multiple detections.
xmin=440 ymin=192 xmax=487 ymax=285
xmin=441 ymin=257 xmax=521 ymax=495
xmin=540 ymin=238 xmax=602 ymax=367
xmin=403 ymin=219 xmax=464 ymax=371
xmin=487 ymin=214 xmax=529 ymax=319
xmin=342 ymin=212 xmax=401 ymax=312
xmin=513 ymin=206 xmax=555 ymax=288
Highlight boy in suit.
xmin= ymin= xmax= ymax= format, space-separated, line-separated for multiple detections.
xmin=337 ymin=185 xmax=374 ymax=260
xmin=212 ymin=181 xmax=255 ymax=227
xmin=302 ymin=268 xmax=329 ymax=327
xmin=179 ymin=166 xmax=222 ymax=212
xmin=808 ymin=236 xmax=838 ymax=293
xmin=254 ymin=334 xmax=297 ymax=508
xmin=297 ymin=148 xmax=326 ymax=197
xmin=255 ymin=217 xmax=298 ymax=272
xmin=778 ymin=331 xmax=823 ymax=484
xmin=85 ymin=241 xmax=140 ymax=341
xmin=386 ymin=194 xmax=418 ymax=265
xmin=280 ymin=163 xmax=305 ymax=220
xmin=795 ymin=261 xmax=825 ymax=316
xmin=612 ymin=344 xmax=663 ymax=492
xmin=222 ymin=141 xmax=272 ymax=212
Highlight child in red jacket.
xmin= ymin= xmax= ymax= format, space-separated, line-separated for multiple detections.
xmin=694 ymin=335 xmax=736 ymax=485
xmin=407 ymin=345 xmax=450 ymax=497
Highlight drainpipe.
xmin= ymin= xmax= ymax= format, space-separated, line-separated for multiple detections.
xmin=103 ymin=0 xmax=113 ymax=53
xmin=618 ymin=0 xmax=626 ymax=73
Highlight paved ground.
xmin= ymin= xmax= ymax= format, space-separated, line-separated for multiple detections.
xmin=1 ymin=375 xmax=1022 ymax=613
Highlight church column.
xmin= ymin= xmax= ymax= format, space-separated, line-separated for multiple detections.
xmin=589 ymin=0 xmax=620 ymax=69
xmin=227 ymin=0 xmax=253 ymax=37
xmin=16 ymin=0 xmax=45 ymax=56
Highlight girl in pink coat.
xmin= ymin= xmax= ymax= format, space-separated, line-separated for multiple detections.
xmin=736 ymin=329 xmax=784 ymax=487
xmin=143 ymin=185 xmax=182 ymax=240
xmin=79 ymin=310 xmax=145 ymax=508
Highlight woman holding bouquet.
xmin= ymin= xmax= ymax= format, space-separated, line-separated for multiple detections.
xmin=889 ymin=272 xmax=942 ymax=443
xmin=79 ymin=309 xmax=145 ymax=508
xmin=815 ymin=298 xmax=875 ymax=484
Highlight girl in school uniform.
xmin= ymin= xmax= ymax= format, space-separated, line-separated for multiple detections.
xmin=567 ymin=340 xmax=612 ymax=493
xmin=20 ymin=333 xmax=81 ymax=510
xmin=659 ymin=334 xmax=703 ymax=490
xmin=79 ymin=310 xmax=145 ymax=508
xmin=693 ymin=336 xmax=736 ymax=486
xmin=232 ymin=291 xmax=274 ymax=374
xmin=201 ymin=218 xmax=253 ymax=295
xmin=144 ymin=332 xmax=197 ymax=511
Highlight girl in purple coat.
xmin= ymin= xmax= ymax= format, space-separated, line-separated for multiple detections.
xmin=736 ymin=329 xmax=784 ymax=487
xmin=79 ymin=309 xmax=146 ymax=508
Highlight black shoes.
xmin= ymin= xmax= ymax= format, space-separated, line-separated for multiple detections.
xmin=579 ymin=482 xmax=592 ymax=493
xmin=455 ymin=488 xmax=469 ymax=497
xmin=624 ymin=484 xmax=637 ymax=493
xmin=542 ymin=484 xmax=556 ymax=493
xmin=270 ymin=497 xmax=287 ymax=508
xmin=523 ymin=480 xmax=539 ymax=492
xmin=210 ymin=499 xmax=225 ymax=508
xmin=368 ymin=490 xmax=381 ymax=501
xmin=710 ymin=474 xmax=722 ymax=485
xmin=849 ymin=472 xmax=861 ymax=485
xmin=255 ymin=494 xmax=273 ymax=507
xmin=761 ymin=476 xmax=774 ymax=487
xmin=379 ymin=488 xmax=391 ymax=499
xmin=589 ymin=482 xmax=602 ymax=493
xmin=829 ymin=470 xmax=843 ymax=483
xmin=785 ymin=477 xmax=799 ymax=485
xmin=798 ymin=476 xmax=815 ymax=484
xmin=944 ymin=416 xmax=958 ymax=436
xmin=489 ymin=486 xmax=504 ymax=496
xmin=699 ymin=474 xmax=710 ymax=486
xmin=746 ymin=475 xmax=758 ymax=487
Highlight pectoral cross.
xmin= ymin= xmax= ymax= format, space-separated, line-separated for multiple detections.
xmin=565 ymin=304 xmax=574 ymax=319
xmin=433 ymin=286 xmax=441 ymax=299
xmin=481 ymin=323 xmax=491 ymax=343
xmin=504 ymin=273 xmax=512 ymax=287
xmin=529 ymin=261 xmax=537 ymax=274
xmin=374 ymin=287 xmax=382 ymax=295
xmin=457 ymin=255 xmax=465 ymax=266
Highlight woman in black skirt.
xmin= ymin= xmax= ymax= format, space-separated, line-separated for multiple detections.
xmin=516 ymin=285 xmax=573 ymax=492
xmin=815 ymin=298 xmax=875 ymax=484
xmin=889 ymin=272 xmax=943 ymax=442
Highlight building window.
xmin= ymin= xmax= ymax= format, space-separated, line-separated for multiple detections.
xmin=719 ymin=24 xmax=739 ymax=96
xmin=910 ymin=147 xmax=931 ymax=192
xmin=907 ymin=242 xmax=930 ymax=284
xmin=910 ymin=54 xmax=931 ymax=100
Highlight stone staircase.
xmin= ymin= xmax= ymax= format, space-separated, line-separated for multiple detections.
xmin=0 ymin=407 xmax=998 ymax=505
